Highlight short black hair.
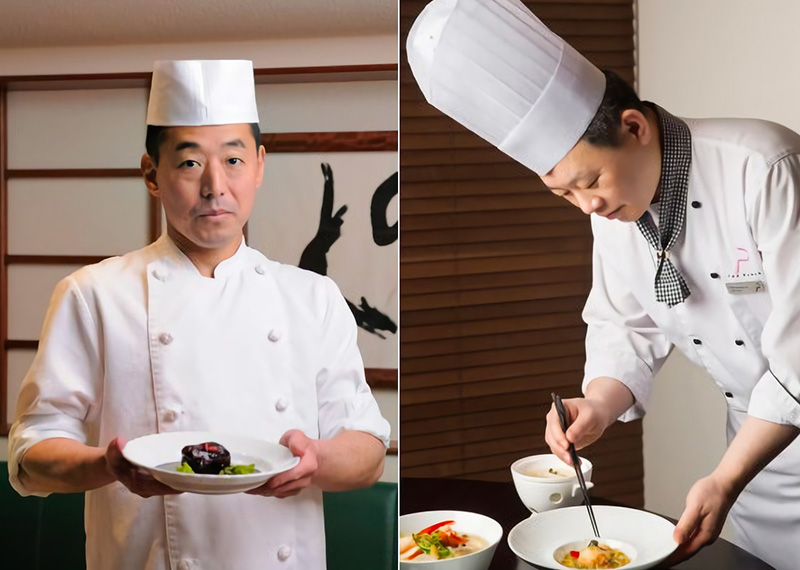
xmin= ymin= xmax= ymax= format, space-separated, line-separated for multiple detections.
xmin=580 ymin=71 xmax=645 ymax=147
xmin=145 ymin=122 xmax=262 ymax=165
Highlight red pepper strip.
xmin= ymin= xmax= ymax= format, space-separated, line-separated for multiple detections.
xmin=442 ymin=531 xmax=468 ymax=546
xmin=408 ymin=549 xmax=425 ymax=560
xmin=418 ymin=520 xmax=455 ymax=535
xmin=570 ymin=551 xmax=580 ymax=559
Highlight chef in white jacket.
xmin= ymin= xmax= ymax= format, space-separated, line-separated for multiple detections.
xmin=8 ymin=59 xmax=390 ymax=570
xmin=407 ymin=1 xmax=800 ymax=568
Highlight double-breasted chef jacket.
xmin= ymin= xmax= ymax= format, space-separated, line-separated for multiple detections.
xmin=583 ymin=116 xmax=800 ymax=570
xmin=8 ymin=234 xmax=391 ymax=570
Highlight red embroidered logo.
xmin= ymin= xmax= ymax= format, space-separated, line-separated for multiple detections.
xmin=735 ymin=247 xmax=749 ymax=275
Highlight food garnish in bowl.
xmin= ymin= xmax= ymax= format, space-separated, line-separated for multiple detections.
xmin=557 ymin=539 xmax=631 ymax=569
xmin=400 ymin=520 xmax=489 ymax=561
xmin=176 ymin=442 xmax=257 ymax=475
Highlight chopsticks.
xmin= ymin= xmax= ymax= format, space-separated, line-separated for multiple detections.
xmin=551 ymin=392 xmax=601 ymax=538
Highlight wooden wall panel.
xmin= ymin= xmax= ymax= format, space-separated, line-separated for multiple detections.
xmin=399 ymin=0 xmax=642 ymax=507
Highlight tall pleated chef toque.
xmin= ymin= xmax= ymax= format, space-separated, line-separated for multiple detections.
xmin=146 ymin=60 xmax=259 ymax=126
xmin=406 ymin=0 xmax=606 ymax=175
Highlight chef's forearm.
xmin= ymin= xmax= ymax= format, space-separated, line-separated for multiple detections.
xmin=19 ymin=438 xmax=114 ymax=494
xmin=584 ymin=376 xmax=636 ymax=427
xmin=712 ymin=416 xmax=799 ymax=496
xmin=313 ymin=430 xmax=386 ymax=491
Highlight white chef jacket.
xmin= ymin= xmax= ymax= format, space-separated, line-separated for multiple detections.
xmin=8 ymin=234 xmax=391 ymax=570
xmin=583 ymin=116 xmax=800 ymax=570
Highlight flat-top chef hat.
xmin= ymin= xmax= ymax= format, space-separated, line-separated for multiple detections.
xmin=407 ymin=0 xmax=606 ymax=175
xmin=146 ymin=60 xmax=259 ymax=126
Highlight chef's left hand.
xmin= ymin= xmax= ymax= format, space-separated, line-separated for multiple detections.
xmin=247 ymin=429 xmax=319 ymax=498
xmin=667 ymin=473 xmax=735 ymax=564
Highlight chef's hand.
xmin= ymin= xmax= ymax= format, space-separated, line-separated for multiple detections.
xmin=668 ymin=473 xmax=734 ymax=564
xmin=544 ymin=397 xmax=612 ymax=466
xmin=248 ymin=429 xmax=319 ymax=499
xmin=105 ymin=436 xmax=181 ymax=498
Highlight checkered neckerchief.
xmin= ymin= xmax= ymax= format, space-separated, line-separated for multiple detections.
xmin=636 ymin=105 xmax=692 ymax=307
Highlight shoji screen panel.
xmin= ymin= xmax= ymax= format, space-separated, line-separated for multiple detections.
xmin=2 ymin=85 xmax=150 ymax=434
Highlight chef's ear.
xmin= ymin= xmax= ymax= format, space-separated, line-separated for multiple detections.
xmin=255 ymin=143 xmax=266 ymax=189
xmin=141 ymin=153 xmax=160 ymax=197
xmin=619 ymin=108 xmax=654 ymax=147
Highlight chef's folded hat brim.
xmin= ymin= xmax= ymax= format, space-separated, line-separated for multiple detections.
xmin=146 ymin=60 xmax=259 ymax=127
xmin=407 ymin=0 xmax=606 ymax=175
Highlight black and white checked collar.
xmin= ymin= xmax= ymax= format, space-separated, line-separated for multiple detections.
xmin=636 ymin=104 xmax=692 ymax=307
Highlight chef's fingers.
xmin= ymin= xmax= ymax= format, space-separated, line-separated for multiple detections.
xmin=270 ymin=475 xmax=313 ymax=499
xmin=544 ymin=406 xmax=573 ymax=465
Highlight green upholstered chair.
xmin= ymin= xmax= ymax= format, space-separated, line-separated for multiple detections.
xmin=1 ymin=462 xmax=397 ymax=570
xmin=323 ymin=481 xmax=399 ymax=570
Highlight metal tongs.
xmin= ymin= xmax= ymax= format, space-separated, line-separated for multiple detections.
xmin=552 ymin=392 xmax=601 ymax=538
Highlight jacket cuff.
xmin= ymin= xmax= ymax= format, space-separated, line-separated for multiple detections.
xmin=748 ymin=372 xmax=800 ymax=427
xmin=583 ymin=354 xmax=653 ymax=422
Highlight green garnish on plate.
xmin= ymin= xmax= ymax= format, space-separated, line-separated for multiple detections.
xmin=176 ymin=462 xmax=256 ymax=475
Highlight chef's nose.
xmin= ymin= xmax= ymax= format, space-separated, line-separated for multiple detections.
xmin=200 ymin=159 xmax=226 ymax=199
xmin=576 ymin=193 xmax=604 ymax=215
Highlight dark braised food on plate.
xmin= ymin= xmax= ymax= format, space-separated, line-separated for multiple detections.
xmin=181 ymin=442 xmax=231 ymax=474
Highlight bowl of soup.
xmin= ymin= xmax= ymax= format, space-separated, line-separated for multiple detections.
xmin=511 ymin=454 xmax=594 ymax=513
xmin=399 ymin=510 xmax=502 ymax=569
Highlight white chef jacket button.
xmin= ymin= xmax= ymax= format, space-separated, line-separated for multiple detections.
xmin=277 ymin=545 xmax=292 ymax=561
xmin=152 ymin=268 xmax=169 ymax=282
xmin=734 ymin=339 xmax=745 ymax=346
xmin=164 ymin=409 xmax=179 ymax=422
xmin=255 ymin=264 xmax=266 ymax=275
xmin=159 ymin=333 xmax=173 ymax=345
xmin=275 ymin=398 xmax=289 ymax=412
xmin=691 ymin=200 xmax=702 ymax=209
xmin=692 ymin=338 xmax=702 ymax=345
xmin=268 ymin=329 xmax=282 ymax=342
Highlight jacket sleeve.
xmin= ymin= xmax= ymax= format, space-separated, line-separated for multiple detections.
xmin=7 ymin=274 xmax=101 ymax=497
xmin=314 ymin=276 xmax=391 ymax=446
xmin=746 ymin=153 xmax=800 ymax=426
xmin=582 ymin=237 xmax=673 ymax=422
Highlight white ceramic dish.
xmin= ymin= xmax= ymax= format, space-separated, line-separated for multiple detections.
xmin=511 ymin=454 xmax=594 ymax=513
xmin=122 ymin=431 xmax=300 ymax=494
xmin=507 ymin=505 xmax=677 ymax=570
xmin=399 ymin=510 xmax=503 ymax=570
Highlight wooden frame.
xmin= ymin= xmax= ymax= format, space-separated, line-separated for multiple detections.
xmin=0 ymin=64 xmax=398 ymax=435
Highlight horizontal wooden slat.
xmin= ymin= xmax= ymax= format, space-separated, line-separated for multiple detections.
xmin=401 ymin=250 xmax=593 ymax=279
xmin=7 ymin=169 xmax=141 ymax=178
xmin=5 ymin=255 xmax=111 ymax=265
xmin=401 ymin=281 xmax=591 ymax=312
xmin=400 ymin=207 xmax=586 ymax=231
xmin=401 ymin=192 xmax=559 ymax=214
xmin=401 ymin=311 xmax=586 ymax=343
xmin=402 ymin=295 xmax=587 ymax=326
xmin=400 ymin=177 xmax=549 ymax=198
xmin=401 ymin=265 xmax=591 ymax=295
xmin=365 ymin=368 xmax=397 ymax=389
xmin=401 ymin=236 xmax=590 ymax=264
xmin=401 ymin=356 xmax=585 ymax=394
xmin=401 ymin=325 xmax=587 ymax=359
xmin=262 ymin=131 xmax=397 ymax=153
xmin=400 ymin=222 xmax=590 ymax=249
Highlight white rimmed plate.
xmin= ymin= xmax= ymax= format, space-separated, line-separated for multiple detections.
xmin=507 ymin=506 xmax=677 ymax=569
xmin=122 ymin=431 xmax=300 ymax=494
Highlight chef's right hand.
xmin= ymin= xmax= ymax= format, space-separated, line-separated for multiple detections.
xmin=105 ymin=436 xmax=181 ymax=498
xmin=544 ymin=398 xmax=611 ymax=465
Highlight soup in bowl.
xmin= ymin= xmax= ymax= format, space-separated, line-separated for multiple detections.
xmin=399 ymin=510 xmax=502 ymax=569
xmin=511 ymin=454 xmax=594 ymax=513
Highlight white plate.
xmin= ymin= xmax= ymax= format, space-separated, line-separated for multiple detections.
xmin=507 ymin=506 xmax=677 ymax=570
xmin=122 ymin=431 xmax=300 ymax=494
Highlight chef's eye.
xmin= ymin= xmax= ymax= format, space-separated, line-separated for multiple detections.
xmin=588 ymin=176 xmax=600 ymax=188
xmin=179 ymin=160 xmax=200 ymax=168
xmin=227 ymin=157 xmax=243 ymax=165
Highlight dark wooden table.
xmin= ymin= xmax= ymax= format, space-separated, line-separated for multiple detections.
xmin=401 ymin=477 xmax=774 ymax=570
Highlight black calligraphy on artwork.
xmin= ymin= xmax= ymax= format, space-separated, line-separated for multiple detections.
xmin=299 ymin=163 xmax=398 ymax=339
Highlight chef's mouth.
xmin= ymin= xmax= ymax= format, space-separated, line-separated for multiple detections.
xmin=198 ymin=210 xmax=231 ymax=217
xmin=604 ymin=206 xmax=624 ymax=220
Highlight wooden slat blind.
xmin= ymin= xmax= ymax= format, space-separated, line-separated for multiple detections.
xmin=399 ymin=0 xmax=643 ymax=507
